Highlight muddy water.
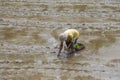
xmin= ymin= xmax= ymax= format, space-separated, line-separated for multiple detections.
xmin=0 ymin=26 xmax=120 ymax=80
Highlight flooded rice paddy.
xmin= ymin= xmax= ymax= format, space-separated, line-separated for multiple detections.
xmin=0 ymin=26 xmax=120 ymax=80
xmin=0 ymin=0 xmax=120 ymax=80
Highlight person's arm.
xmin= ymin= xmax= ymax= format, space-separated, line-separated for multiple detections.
xmin=57 ymin=42 xmax=63 ymax=57
xmin=67 ymin=42 xmax=73 ymax=49
xmin=67 ymin=35 xmax=73 ymax=49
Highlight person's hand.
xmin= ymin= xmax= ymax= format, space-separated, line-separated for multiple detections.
xmin=57 ymin=54 xmax=60 ymax=57
xmin=57 ymin=53 xmax=60 ymax=57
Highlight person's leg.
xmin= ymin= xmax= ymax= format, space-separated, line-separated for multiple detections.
xmin=66 ymin=41 xmax=70 ymax=47
xmin=71 ymin=38 xmax=78 ymax=48
xmin=70 ymin=38 xmax=78 ymax=53
xmin=66 ymin=39 xmax=78 ymax=53
xmin=66 ymin=38 xmax=78 ymax=50
xmin=73 ymin=38 xmax=78 ymax=45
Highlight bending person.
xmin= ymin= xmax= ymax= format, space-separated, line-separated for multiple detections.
xmin=58 ymin=29 xmax=79 ymax=57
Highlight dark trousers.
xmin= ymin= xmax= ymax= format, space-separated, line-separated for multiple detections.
xmin=66 ymin=38 xmax=78 ymax=48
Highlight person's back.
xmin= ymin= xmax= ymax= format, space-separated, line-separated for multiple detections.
xmin=64 ymin=29 xmax=79 ymax=42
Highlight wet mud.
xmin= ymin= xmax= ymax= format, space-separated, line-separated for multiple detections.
xmin=0 ymin=27 xmax=120 ymax=80
xmin=0 ymin=0 xmax=120 ymax=80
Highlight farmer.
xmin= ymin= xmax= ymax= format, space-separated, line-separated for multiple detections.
xmin=57 ymin=29 xmax=79 ymax=56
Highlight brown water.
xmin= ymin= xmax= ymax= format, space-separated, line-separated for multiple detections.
xmin=0 ymin=27 xmax=120 ymax=80
xmin=0 ymin=0 xmax=120 ymax=79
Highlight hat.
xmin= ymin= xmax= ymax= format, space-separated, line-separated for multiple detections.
xmin=59 ymin=33 xmax=68 ymax=42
